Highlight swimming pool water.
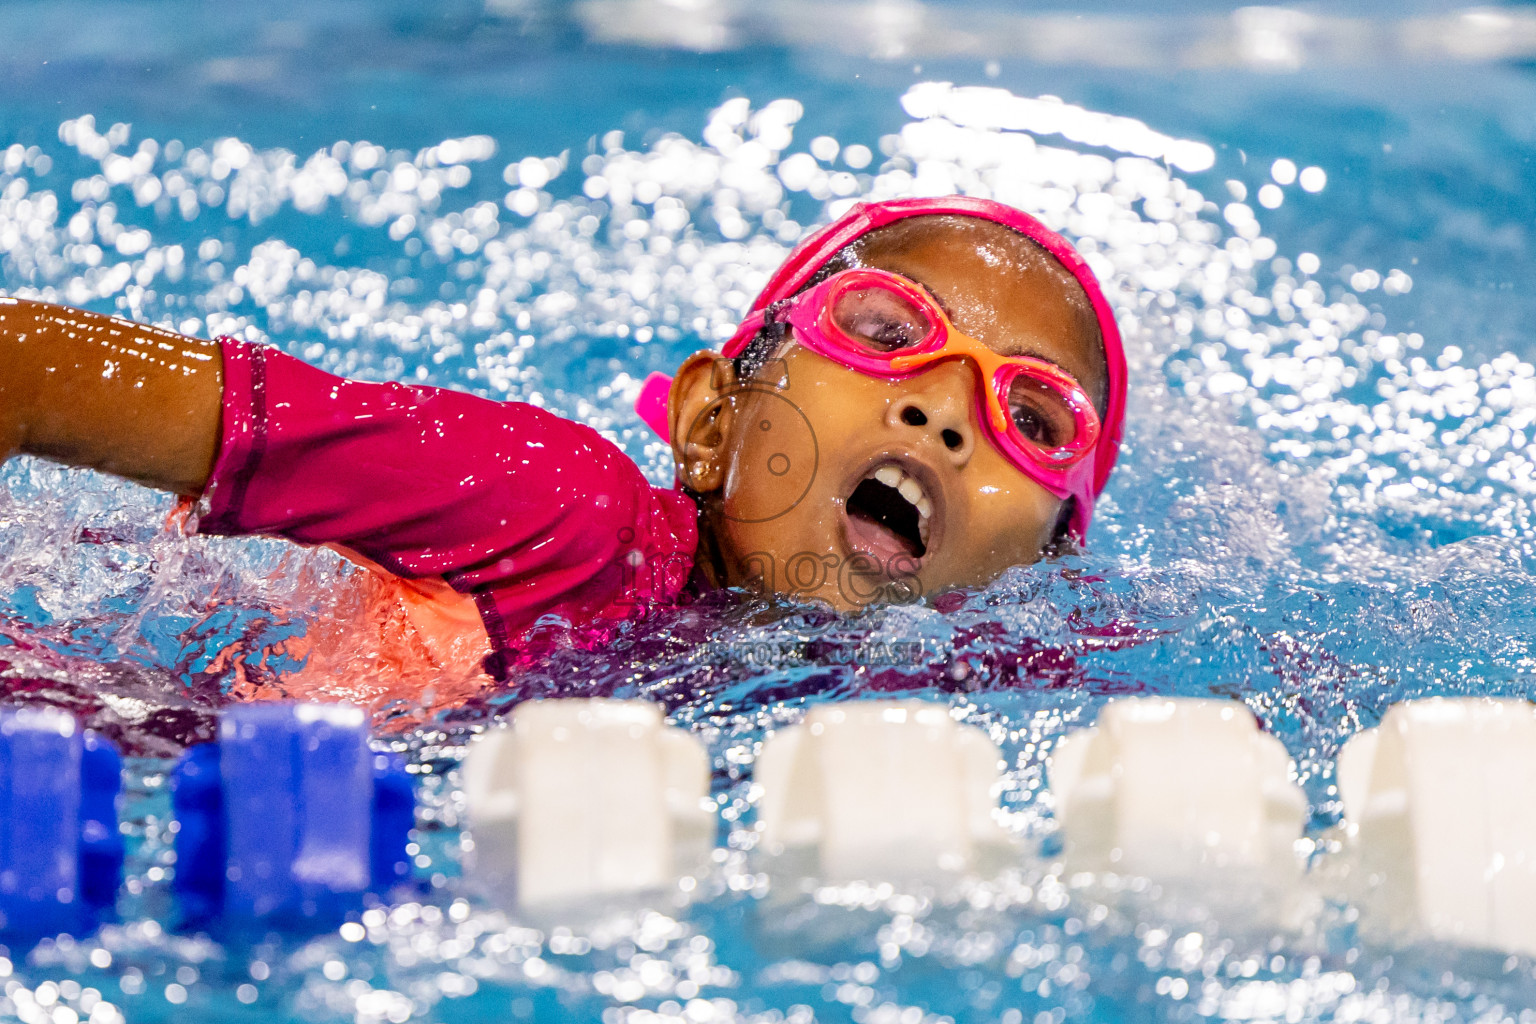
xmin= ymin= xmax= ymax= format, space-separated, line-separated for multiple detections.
xmin=4 ymin=1 xmax=1536 ymax=1020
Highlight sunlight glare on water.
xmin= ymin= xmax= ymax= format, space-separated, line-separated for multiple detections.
xmin=2 ymin=57 xmax=1536 ymax=1022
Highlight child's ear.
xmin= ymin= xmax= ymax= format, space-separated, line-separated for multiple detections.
xmin=668 ymin=352 xmax=739 ymax=493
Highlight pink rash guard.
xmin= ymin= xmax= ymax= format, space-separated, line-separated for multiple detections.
xmin=199 ymin=338 xmax=699 ymax=679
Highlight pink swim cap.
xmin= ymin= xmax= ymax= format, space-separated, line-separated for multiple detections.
xmin=636 ymin=195 xmax=1127 ymax=540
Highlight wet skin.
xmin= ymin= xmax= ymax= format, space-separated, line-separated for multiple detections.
xmin=0 ymin=298 xmax=222 ymax=494
xmin=669 ymin=217 xmax=1109 ymax=610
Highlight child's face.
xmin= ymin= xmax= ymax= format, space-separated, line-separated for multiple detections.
xmin=671 ymin=218 xmax=1107 ymax=609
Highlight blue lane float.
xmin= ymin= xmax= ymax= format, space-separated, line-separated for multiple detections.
xmin=0 ymin=706 xmax=122 ymax=936
xmin=171 ymin=703 xmax=413 ymax=929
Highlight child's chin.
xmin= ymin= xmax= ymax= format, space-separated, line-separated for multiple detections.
xmin=788 ymin=558 xmax=928 ymax=613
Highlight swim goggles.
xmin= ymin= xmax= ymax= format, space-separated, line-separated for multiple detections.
xmin=766 ymin=267 xmax=1101 ymax=490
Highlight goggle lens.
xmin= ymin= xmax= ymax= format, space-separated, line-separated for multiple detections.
xmin=829 ymin=284 xmax=934 ymax=354
xmin=1003 ymin=371 xmax=1092 ymax=463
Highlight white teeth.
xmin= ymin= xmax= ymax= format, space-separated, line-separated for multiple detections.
xmin=862 ymin=463 xmax=935 ymax=550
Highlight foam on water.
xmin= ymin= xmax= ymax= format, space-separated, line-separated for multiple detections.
xmin=2 ymin=81 xmax=1536 ymax=1020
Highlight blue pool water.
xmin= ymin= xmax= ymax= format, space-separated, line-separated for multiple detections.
xmin=4 ymin=0 xmax=1536 ymax=1020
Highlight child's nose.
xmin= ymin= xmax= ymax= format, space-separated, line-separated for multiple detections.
xmin=886 ymin=361 xmax=978 ymax=465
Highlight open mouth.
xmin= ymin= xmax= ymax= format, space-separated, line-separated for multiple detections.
xmin=844 ymin=463 xmax=932 ymax=562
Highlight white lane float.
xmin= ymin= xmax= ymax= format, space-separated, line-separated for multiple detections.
xmin=460 ymin=698 xmax=714 ymax=907
xmin=753 ymin=700 xmax=1012 ymax=880
xmin=1049 ymin=698 xmax=1307 ymax=881
xmin=1336 ymin=697 xmax=1536 ymax=955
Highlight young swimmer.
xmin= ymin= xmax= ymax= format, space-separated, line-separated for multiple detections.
xmin=0 ymin=196 xmax=1126 ymax=693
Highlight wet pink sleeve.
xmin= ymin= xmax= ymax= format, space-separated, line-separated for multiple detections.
xmin=202 ymin=339 xmax=698 ymax=648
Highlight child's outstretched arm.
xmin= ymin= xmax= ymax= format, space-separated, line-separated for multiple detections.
xmin=0 ymin=298 xmax=222 ymax=495
xmin=0 ymin=298 xmax=700 ymax=659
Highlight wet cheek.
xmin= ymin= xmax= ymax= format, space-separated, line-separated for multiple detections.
xmin=967 ymin=486 xmax=1060 ymax=560
xmin=721 ymin=403 xmax=821 ymax=523
xmin=717 ymin=455 xmax=833 ymax=573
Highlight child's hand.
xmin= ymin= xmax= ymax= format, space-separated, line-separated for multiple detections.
xmin=0 ymin=299 xmax=223 ymax=495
